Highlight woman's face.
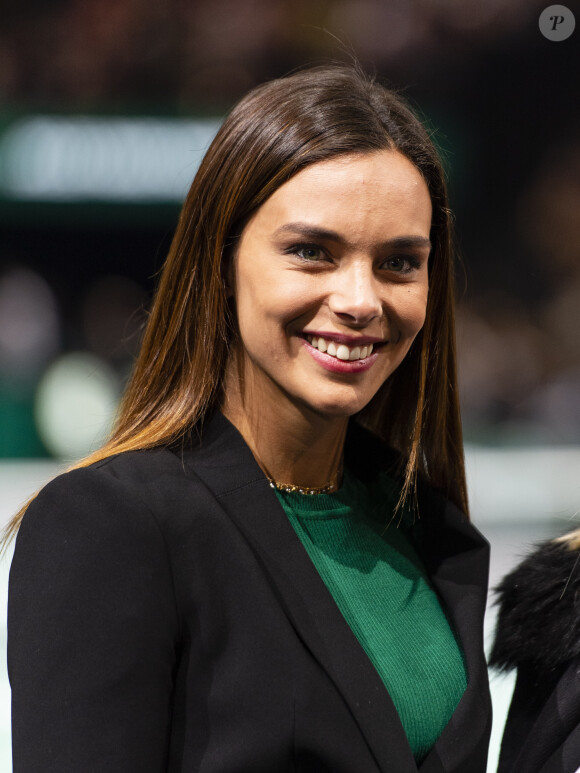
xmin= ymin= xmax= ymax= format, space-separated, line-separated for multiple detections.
xmin=228 ymin=150 xmax=432 ymax=421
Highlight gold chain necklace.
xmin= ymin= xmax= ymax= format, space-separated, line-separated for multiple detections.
xmin=252 ymin=445 xmax=343 ymax=496
xmin=267 ymin=477 xmax=340 ymax=496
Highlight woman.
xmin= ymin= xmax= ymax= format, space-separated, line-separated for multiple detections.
xmin=491 ymin=528 xmax=580 ymax=772
xmin=7 ymin=65 xmax=491 ymax=772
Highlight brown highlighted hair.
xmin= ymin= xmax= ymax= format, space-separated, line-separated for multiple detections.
xmin=4 ymin=64 xmax=467 ymax=544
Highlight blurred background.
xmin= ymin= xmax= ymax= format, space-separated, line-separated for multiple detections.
xmin=0 ymin=0 xmax=579 ymax=770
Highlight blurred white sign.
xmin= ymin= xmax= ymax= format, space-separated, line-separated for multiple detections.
xmin=0 ymin=116 xmax=221 ymax=202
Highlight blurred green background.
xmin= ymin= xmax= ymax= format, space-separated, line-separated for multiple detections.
xmin=1 ymin=0 xmax=579 ymax=461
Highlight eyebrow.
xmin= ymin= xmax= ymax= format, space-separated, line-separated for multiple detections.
xmin=273 ymin=222 xmax=432 ymax=252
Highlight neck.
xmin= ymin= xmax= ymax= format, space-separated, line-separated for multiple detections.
xmin=221 ymin=359 xmax=347 ymax=491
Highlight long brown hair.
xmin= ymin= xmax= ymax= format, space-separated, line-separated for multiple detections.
xmin=4 ymin=64 xmax=468 ymax=544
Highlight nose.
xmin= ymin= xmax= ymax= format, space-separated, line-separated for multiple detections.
xmin=327 ymin=260 xmax=383 ymax=326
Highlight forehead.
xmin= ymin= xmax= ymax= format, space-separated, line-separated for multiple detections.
xmin=248 ymin=150 xmax=432 ymax=240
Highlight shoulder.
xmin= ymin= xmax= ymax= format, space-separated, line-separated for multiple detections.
xmin=14 ymin=413 xmax=263 ymax=559
xmin=346 ymin=420 xmax=465 ymax=516
xmin=490 ymin=534 xmax=580 ymax=672
xmin=23 ymin=444 xmax=195 ymax=515
xmin=347 ymin=420 xmax=488 ymax=566
xmin=13 ymin=445 xmax=215 ymax=565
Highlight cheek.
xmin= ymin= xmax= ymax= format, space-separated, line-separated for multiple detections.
xmin=239 ymin=270 xmax=318 ymax=331
xmin=234 ymin=275 xmax=295 ymax=355
xmin=395 ymin=286 xmax=429 ymax=337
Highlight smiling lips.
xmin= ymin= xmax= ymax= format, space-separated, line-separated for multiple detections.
xmin=306 ymin=334 xmax=377 ymax=362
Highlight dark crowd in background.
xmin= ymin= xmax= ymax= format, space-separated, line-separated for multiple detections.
xmin=0 ymin=0 xmax=579 ymax=458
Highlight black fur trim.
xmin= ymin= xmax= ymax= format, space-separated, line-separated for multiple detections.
xmin=489 ymin=539 xmax=580 ymax=672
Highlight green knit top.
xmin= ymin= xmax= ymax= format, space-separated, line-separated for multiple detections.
xmin=274 ymin=468 xmax=467 ymax=763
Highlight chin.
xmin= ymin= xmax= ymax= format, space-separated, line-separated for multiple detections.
xmin=301 ymin=391 xmax=374 ymax=420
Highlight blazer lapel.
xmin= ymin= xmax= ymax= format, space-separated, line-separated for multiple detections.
xmin=410 ymin=490 xmax=492 ymax=773
xmin=345 ymin=421 xmax=492 ymax=772
xmin=180 ymin=412 xmax=419 ymax=772
xmin=179 ymin=413 xmax=491 ymax=772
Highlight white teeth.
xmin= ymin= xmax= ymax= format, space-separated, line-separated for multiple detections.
xmin=306 ymin=336 xmax=376 ymax=361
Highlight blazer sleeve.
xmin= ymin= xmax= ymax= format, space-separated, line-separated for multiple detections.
xmin=8 ymin=464 xmax=181 ymax=773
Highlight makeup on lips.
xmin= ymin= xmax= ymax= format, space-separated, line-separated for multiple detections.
xmin=302 ymin=333 xmax=383 ymax=373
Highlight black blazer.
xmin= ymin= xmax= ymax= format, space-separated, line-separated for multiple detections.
xmin=8 ymin=413 xmax=492 ymax=772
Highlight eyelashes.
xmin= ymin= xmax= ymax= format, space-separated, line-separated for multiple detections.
xmin=285 ymin=242 xmax=422 ymax=274
xmin=382 ymin=255 xmax=422 ymax=273
xmin=292 ymin=244 xmax=327 ymax=262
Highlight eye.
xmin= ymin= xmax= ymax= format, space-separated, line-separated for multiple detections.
xmin=291 ymin=244 xmax=327 ymax=262
xmin=382 ymin=255 xmax=421 ymax=273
